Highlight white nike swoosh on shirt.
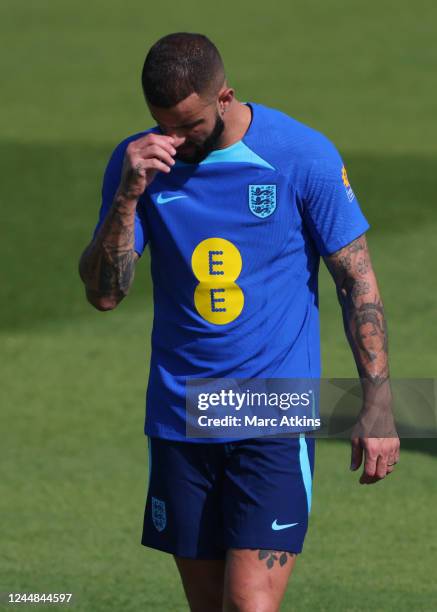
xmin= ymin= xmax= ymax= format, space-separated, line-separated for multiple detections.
xmin=156 ymin=193 xmax=188 ymax=204
xmin=271 ymin=520 xmax=299 ymax=531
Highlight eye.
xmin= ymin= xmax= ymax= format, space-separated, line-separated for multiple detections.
xmin=184 ymin=119 xmax=204 ymax=130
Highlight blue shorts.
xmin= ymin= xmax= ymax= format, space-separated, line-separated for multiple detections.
xmin=141 ymin=435 xmax=315 ymax=559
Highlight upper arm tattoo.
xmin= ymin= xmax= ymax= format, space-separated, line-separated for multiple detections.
xmin=324 ymin=235 xmax=368 ymax=288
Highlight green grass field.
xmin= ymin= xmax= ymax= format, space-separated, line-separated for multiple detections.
xmin=1 ymin=1 xmax=437 ymax=610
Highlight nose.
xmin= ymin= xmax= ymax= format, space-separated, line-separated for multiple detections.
xmin=160 ymin=124 xmax=185 ymax=138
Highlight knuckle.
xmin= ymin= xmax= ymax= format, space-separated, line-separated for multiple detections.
xmin=148 ymin=133 xmax=163 ymax=145
xmin=126 ymin=141 xmax=137 ymax=155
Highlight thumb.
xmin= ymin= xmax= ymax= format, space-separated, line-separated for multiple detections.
xmin=350 ymin=438 xmax=363 ymax=471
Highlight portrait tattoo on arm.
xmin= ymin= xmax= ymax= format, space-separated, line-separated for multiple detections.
xmin=324 ymin=235 xmax=389 ymax=387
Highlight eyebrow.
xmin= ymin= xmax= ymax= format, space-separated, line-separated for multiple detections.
xmin=153 ymin=116 xmax=205 ymax=130
xmin=177 ymin=118 xmax=204 ymax=129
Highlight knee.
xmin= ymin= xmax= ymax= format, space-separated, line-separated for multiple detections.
xmin=183 ymin=578 xmax=224 ymax=612
xmin=225 ymin=592 xmax=278 ymax=612
xmin=188 ymin=589 xmax=223 ymax=612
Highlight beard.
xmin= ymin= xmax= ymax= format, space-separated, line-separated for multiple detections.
xmin=176 ymin=112 xmax=225 ymax=164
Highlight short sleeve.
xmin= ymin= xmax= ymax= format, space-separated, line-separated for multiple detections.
xmin=92 ymin=138 xmax=148 ymax=257
xmin=301 ymin=138 xmax=370 ymax=256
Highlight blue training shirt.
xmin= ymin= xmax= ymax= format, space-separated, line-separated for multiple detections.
xmin=92 ymin=101 xmax=370 ymax=442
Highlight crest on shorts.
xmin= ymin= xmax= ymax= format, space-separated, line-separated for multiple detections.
xmin=152 ymin=497 xmax=166 ymax=532
xmin=248 ymin=184 xmax=277 ymax=218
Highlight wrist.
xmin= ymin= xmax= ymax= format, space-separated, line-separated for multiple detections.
xmin=114 ymin=188 xmax=139 ymax=207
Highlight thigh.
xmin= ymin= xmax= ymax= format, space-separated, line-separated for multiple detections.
xmin=174 ymin=556 xmax=225 ymax=612
xmin=224 ymin=548 xmax=297 ymax=612
xmin=141 ymin=437 xmax=226 ymax=559
xmin=222 ymin=435 xmax=315 ymax=555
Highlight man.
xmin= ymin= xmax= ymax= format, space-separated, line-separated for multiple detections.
xmin=79 ymin=33 xmax=400 ymax=612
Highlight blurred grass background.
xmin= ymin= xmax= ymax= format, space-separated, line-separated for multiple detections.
xmin=1 ymin=0 xmax=436 ymax=610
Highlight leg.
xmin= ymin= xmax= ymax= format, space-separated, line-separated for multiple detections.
xmin=223 ymin=548 xmax=297 ymax=612
xmin=174 ymin=556 xmax=225 ymax=612
xmin=221 ymin=436 xmax=315 ymax=611
xmin=141 ymin=438 xmax=228 ymax=609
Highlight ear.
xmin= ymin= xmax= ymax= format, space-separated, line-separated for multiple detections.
xmin=218 ymin=87 xmax=234 ymax=114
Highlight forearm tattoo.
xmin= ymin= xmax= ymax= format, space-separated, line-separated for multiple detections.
xmin=258 ymin=550 xmax=296 ymax=569
xmin=325 ymin=236 xmax=389 ymax=386
xmin=79 ymin=198 xmax=137 ymax=299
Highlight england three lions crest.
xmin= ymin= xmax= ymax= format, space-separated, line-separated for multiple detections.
xmin=152 ymin=497 xmax=166 ymax=532
xmin=248 ymin=184 xmax=277 ymax=218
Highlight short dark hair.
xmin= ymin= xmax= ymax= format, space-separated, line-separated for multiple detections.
xmin=141 ymin=32 xmax=225 ymax=108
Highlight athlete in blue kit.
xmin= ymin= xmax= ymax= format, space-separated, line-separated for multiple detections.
xmin=79 ymin=33 xmax=399 ymax=611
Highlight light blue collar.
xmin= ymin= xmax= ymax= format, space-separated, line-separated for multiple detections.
xmin=175 ymin=139 xmax=274 ymax=170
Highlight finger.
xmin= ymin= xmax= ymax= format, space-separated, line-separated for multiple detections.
xmin=359 ymin=441 xmax=379 ymax=484
xmin=350 ymin=438 xmax=363 ymax=471
xmin=387 ymin=438 xmax=400 ymax=469
xmin=145 ymin=140 xmax=177 ymax=157
xmin=143 ymin=158 xmax=173 ymax=174
xmin=141 ymin=144 xmax=176 ymax=167
xmin=359 ymin=472 xmax=381 ymax=485
xmin=375 ymin=454 xmax=388 ymax=479
xmin=386 ymin=456 xmax=395 ymax=473
xmin=172 ymin=135 xmax=186 ymax=147
xmin=135 ymin=134 xmax=177 ymax=156
xmin=395 ymin=439 xmax=400 ymax=464
xmin=149 ymin=133 xmax=182 ymax=148
xmin=363 ymin=450 xmax=378 ymax=479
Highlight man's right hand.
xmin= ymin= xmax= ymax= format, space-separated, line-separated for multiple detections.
xmin=117 ymin=133 xmax=186 ymax=200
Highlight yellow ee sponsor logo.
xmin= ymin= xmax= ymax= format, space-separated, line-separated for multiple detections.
xmin=191 ymin=238 xmax=244 ymax=325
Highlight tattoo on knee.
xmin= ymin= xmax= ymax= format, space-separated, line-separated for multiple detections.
xmin=257 ymin=550 xmax=296 ymax=569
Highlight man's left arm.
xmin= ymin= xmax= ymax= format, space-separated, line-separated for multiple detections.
xmin=323 ymin=233 xmax=400 ymax=484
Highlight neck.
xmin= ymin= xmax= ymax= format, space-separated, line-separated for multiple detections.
xmin=217 ymin=99 xmax=252 ymax=149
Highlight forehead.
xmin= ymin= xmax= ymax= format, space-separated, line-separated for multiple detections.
xmin=149 ymin=92 xmax=215 ymax=128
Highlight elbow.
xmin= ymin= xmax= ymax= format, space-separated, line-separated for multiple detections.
xmin=85 ymin=289 xmax=123 ymax=311
xmin=91 ymin=297 xmax=119 ymax=312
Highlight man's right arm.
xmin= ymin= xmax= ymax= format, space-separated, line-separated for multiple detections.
xmin=78 ymin=191 xmax=139 ymax=311
xmin=78 ymin=132 xmax=182 ymax=311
